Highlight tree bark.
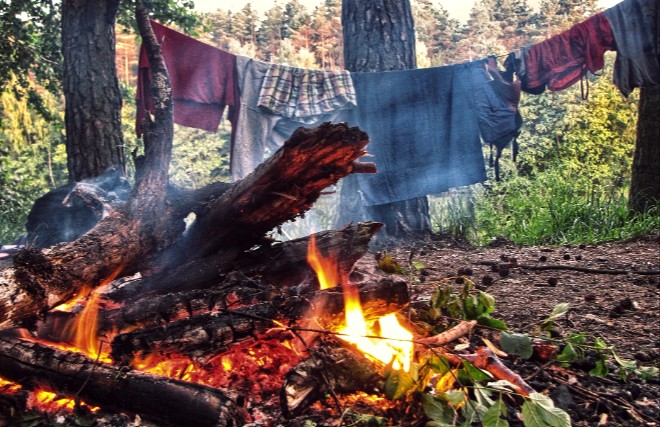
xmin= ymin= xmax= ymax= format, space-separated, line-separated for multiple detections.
xmin=629 ymin=86 xmax=660 ymax=213
xmin=0 ymin=335 xmax=237 ymax=427
xmin=338 ymin=0 xmax=432 ymax=239
xmin=61 ymin=0 xmax=125 ymax=182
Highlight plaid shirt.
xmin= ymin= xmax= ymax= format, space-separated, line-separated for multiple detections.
xmin=257 ymin=64 xmax=357 ymax=123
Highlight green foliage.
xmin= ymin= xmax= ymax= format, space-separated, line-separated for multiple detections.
xmin=0 ymin=1 xmax=61 ymax=98
xmin=521 ymin=393 xmax=571 ymax=427
xmin=428 ymin=278 xmax=508 ymax=331
xmin=474 ymin=167 xmax=660 ymax=246
xmin=500 ymin=332 xmax=534 ymax=359
xmin=495 ymin=304 xmax=658 ymax=383
xmin=420 ymin=358 xmax=572 ymax=427
xmin=429 ymin=190 xmax=478 ymax=242
xmin=536 ymin=302 xmax=570 ymax=334
xmin=0 ymin=79 xmax=66 ymax=242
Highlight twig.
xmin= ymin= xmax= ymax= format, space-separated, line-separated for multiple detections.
xmin=416 ymin=320 xmax=477 ymax=347
xmin=477 ymin=261 xmax=660 ymax=275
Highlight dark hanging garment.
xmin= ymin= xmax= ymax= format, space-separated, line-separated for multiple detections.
xmin=504 ymin=49 xmax=547 ymax=95
xmin=344 ymin=61 xmax=488 ymax=206
xmin=605 ymin=0 xmax=660 ymax=97
xmin=473 ymin=57 xmax=523 ymax=180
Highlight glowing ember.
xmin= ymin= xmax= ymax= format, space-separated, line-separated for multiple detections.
xmin=307 ymin=236 xmax=414 ymax=372
xmin=30 ymin=390 xmax=100 ymax=413
xmin=132 ymin=354 xmax=195 ymax=381
xmin=307 ymin=234 xmax=340 ymax=289
xmin=0 ymin=376 xmax=22 ymax=393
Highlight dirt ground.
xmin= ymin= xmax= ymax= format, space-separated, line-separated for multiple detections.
xmin=382 ymin=232 xmax=660 ymax=426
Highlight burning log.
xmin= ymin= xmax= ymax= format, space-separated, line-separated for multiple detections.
xmin=0 ymin=121 xmax=372 ymax=331
xmin=0 ymin=335 xmax=238 ymax=427
xmin=102 ymin=222 xmax=383 ymax=303
xmin=108 ymin=278 xmax=409 ymax=363
xmin=281 ymin=337 xmax=385 ymax=418
xmin=110 ymin=303 xmax=279 ymax=363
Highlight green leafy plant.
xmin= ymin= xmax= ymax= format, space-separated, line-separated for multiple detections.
xmin=427 ymin=278 xmax=508 ymax=332
xmin=498 ymin=304 xmax=656 ymax=382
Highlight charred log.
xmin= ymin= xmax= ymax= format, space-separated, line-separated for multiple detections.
xmin=104 ymin=222 xmax=382 ymax=303
xmin=281 ymin=337 xmax=385 ymax=418
xmin=172 ymin=122 xmax=372 ymax=265
xmin=0 ymin=335 xmax=237 ymax=427
xmin=110 ymin=303 xmax=279 ymax=363
xmin=108 ymin=278 xmax=409 ymax=363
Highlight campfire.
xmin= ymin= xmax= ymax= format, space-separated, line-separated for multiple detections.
xmin=0 ymin=221 xmax=421 ymax=425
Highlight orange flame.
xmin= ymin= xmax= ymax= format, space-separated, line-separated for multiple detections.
xmin=30 ymin=390 xmax=100 ymax=413
xmin=307 ymin=234 xmax=340 ymax=289
xmin=61 ymin=289 xmax=110 ymax=362
xmin=53 ymin=267 xmax=124 ymax=363
xmin=0 ymin=376 xmax=22 ymax=394
xmin=339 ymin=282 xmax=413 ymax=371
xmin=307 ymin=236 xmax=413 ymax=371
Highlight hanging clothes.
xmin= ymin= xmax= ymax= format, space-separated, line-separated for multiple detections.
xmin=344 ymin=60 xmax=489 ymax=206
xmin=232 ymin=57 xmax=356 ymax=181
xmin=521 ymin=12 xmax=615 ymax=93
xmin=257 ymin=63 xmax=356 ymax=123
xmin=475 ymin=57 xmax=523 ymax=181
xmin=604 ymin=0 xmax=660 ymax=97
xmin=135 ymin=20 xmax=238 ymax=136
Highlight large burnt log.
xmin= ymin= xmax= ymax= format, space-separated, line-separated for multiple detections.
xmin=0 ymin=335 xmax=238 ymax=427
xmin=101 ymin=221 xmax=383 ymax=303
xmin=108 ymin=278 xmax=409 ymax=363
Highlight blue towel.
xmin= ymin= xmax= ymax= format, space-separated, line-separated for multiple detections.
xmin=344 ymin=61 xmax=488 ymax=206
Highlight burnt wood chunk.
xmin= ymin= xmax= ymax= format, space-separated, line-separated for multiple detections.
xmin=0 ymin=336 xmax=237 ymax=427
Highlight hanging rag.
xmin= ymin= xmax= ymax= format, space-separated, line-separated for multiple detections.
xmin=344 ymin=61 xmax=488 ymax=207
xmin=522 ymin=12 xmax=615 ymax=93
xmin=231 ymin=57 xmax=354 ymax=181
xmin=604 ymin=0 xmax=660 ymax=97
xmin=136 ymin=20 xmax=238 ymax=136
xmin=257 ymin=64 xmax=356 ymax=124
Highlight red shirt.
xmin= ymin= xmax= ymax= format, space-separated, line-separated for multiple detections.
xmin=136 ymin=20 xmax=237 ymax=135
xmin=525 ymin=13 xmax=615 ymax=92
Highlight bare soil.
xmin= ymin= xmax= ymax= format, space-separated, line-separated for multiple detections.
xmin=383 ymin=232 xmax=660 ymax=426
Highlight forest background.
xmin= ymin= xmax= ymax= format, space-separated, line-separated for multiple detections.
xmin=1 ymin=0 xmax=658 ymax=246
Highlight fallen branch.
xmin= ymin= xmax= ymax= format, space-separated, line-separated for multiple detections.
xmin=441 ymin=347 xmax=535 ymax=396
xmin=477 ymin=261 xmax=660 ymax=276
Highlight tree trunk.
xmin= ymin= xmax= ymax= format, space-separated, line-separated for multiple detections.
xmin=61 ymin=0 xmax=125 ymax=182
xmin=629 ymin=86 xmax=660 ymax=213
xmin=338 ymin=0 xmax=432 ymax=239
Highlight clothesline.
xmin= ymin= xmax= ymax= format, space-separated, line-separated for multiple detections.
xmin=135 ymin=0 xmax=658 ymax=205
